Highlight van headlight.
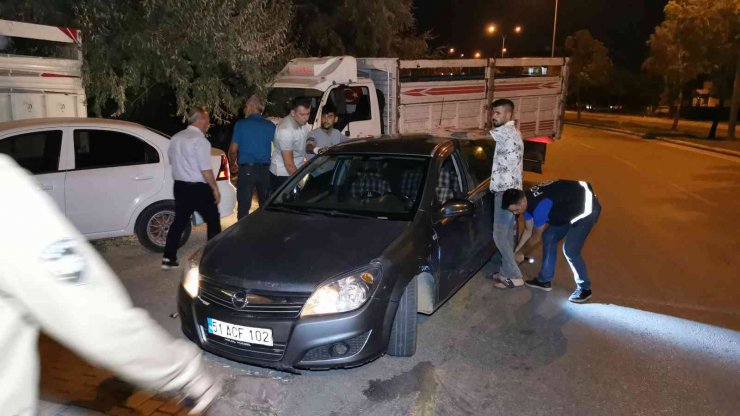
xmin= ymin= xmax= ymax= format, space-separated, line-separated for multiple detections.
xmin=300 ymin=264 xmax=381 ymax=317
xmin=182 ymin=247 xmax=204 ymax=298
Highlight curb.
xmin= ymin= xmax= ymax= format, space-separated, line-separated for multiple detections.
xmin=658 ymin=138 xmax=740 ymax=158
xmin=566 ymin=122 xmax=740 ymax=158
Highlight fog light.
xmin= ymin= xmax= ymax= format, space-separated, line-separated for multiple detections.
xmin=330 ymin=342 xmax=350 ymax=357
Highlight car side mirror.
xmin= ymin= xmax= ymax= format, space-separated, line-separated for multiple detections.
xmin=439 ymin=199 xmax=474 ymax=219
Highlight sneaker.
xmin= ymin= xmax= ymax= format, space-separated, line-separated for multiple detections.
xmin=569 ymin=288 xmax=592 ymax=303
xmin=161 ymin=258 xmax=180 ymax=270
xmin=491 ymin=274 xmax=524 ymax=289
xmin=525 ymin=278 xmax=552 ymax=291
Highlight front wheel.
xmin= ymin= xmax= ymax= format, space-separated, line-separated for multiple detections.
xmin=387 ymin=276 xmax=418 ymax=357
xmin=135 ymin=201 xmax=191 ymax=252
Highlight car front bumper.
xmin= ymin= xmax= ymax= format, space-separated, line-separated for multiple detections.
xmin=177 ymin=285 xmax=397 ymax=372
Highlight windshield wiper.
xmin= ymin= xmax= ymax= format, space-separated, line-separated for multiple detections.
xmin=266 ymin=205 xmax=311 ymax=216
xmin=303 ymin=208 xmax=377 ymax=220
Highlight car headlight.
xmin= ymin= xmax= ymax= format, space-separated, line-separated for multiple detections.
xmin=182 ymin=247 xmax=204 ymax=298
xmin=300 ymin=264 xmax=381 ymax=317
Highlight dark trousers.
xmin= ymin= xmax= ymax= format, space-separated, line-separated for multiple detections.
xmin=164 ymin=181 xmax=221 ymax=260
xmin=538 ymin=199 xmax=601 ymax=290
xmin=237 ymin=164 xmax=270 ymax=219
xmin=269 ymin=173 xmax=289 ymax=195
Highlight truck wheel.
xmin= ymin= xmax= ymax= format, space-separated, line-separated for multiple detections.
xmin=135 ymin=201 xmax=191 ymax=252
xmin=387 ymin=276 xmax=418 ymax=357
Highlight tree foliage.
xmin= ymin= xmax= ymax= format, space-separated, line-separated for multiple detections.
xmin=293 ymin=0 xmax=430 ymax=58
xmin=643 ymin=0 xmax=740 ymax=133
xmin=3 ymin=0 xmax=295 ymax=120
xmin=564 ymin=30 xmax=613 ymax=117
xmin=78 ymin=0 xmax=295 ymax=120
xmin=2 ymin=0 xmax=431 ymax=121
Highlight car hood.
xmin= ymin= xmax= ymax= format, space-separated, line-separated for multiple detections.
xmin=200 ymin=209 xmax=409 ymax=293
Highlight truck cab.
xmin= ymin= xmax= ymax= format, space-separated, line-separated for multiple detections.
xmin=264 ymin=56 xmax=382 ymax=139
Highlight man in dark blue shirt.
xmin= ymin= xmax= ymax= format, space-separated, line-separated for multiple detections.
xmin=228 ymin=95 xmax=276 ymax=219
xmin=502 ymin=180 xmax=602 ymax=303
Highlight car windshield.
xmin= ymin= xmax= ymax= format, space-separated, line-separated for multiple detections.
xmin=268 ymin=154 xmax=430 ymax=221
xmin=264 ymin=87 xmax=324 ymax=125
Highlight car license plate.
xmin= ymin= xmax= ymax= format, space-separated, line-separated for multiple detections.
xmin=206 ymin=317 xmax=273 ymax=347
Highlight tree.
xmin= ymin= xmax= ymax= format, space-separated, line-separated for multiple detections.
xmin=3 ymin=0 xmax=296 ymax=120
xmin=703 ymin=0 xmax=740 ymax=140
xmin=564 ymin=30 xmax=613 ymax=119
xmin=292 ymin=0 xmax=430 ymax=58
xmin=644 ymin=0 xmax=739 ymax=137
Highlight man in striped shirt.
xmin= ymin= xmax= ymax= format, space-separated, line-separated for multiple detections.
xmin=503 ymin=180 xmax=602 ymax=303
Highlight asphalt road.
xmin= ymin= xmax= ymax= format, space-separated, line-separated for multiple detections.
xmin=40 ymin=124 xmax=739 ymax=415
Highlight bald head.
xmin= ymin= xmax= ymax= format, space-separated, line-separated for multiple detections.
xmin=187 ymin=107 xmax=210 ymax=133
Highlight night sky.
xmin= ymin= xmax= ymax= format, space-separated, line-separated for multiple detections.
xmin=413 ymin=0 xmax=668 ymax=70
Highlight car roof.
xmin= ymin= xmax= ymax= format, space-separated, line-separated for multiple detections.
xmin=0 ymin=117 xmax=150 ymax=132
xmin=328 ymin=135 xmax=452 ymax=157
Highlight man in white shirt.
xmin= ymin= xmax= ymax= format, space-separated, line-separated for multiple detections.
xmin=306 ymin=103 xmax=345 ymax=159
xmin=488 ymin=99 xmax=524 ymax=289
xmin=0 ymin=155 xmax=220 ymax=416
xmin=269 ymin=97 xmax=312 ymax=192
xmin=163 ymin=108 xmax=222 ymax=269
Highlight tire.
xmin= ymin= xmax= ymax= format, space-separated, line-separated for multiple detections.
xmin=134 ymin=201 xmax=191 ymax=252
xmin=387 ymin=276 xmax=418 ymax=357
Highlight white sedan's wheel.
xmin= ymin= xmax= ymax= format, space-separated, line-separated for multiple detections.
xmin=135 ymin=201 xmax=191 ymax=252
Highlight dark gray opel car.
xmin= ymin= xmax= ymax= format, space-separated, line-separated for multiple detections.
xmin=178 ymin=135 xmax=498 ymax=371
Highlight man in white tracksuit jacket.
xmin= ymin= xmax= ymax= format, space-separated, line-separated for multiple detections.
xmin=0 ymin=154 xmax=219 ymax=415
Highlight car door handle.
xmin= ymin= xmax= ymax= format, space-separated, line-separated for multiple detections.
xmin=134 ymin=175 xmax=154 ymax=181
xmin=41 ymin=184 xmax=53 ymax=190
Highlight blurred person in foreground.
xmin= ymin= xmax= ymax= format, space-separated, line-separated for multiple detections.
xmin=0 ymin=154 xmax=220 ymax=415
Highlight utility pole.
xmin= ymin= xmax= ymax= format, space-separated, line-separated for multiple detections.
xmin=551 ymin=0 xmax=559 ymax=57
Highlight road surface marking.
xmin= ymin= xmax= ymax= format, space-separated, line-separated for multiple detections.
xmin=611 ymin=155 xmax=639 ymax=170
xmin=568 ymin=124 xmax=740 ymax=164
xmin=574 ymin=137 xmax=640 ymax=170
xmin=653 ymin=141 xmax=740 ymax=164
xmin=669 ymin=183 xmax=718 ymax=207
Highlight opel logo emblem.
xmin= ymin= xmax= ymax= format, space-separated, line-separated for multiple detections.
xmin=231 ymin=291 xmax=249 ymax=309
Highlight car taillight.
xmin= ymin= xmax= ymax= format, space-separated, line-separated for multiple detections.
xmin=217 ymin=154 xmax=230 ymax=181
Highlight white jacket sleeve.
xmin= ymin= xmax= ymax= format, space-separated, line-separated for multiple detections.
xmin=0 ymin=155 xmax=211 ymax=396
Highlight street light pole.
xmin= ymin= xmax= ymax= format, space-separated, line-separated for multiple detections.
xmin=551 ymin=0 xmax=559 ymax=57
xmin=486 ymin=24 xmax=520 ymax=58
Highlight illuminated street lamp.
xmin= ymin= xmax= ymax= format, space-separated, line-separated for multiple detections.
xmin=474 ymin=51 xmax=482 ymax=59
xmin=460 ymin=53 xmax=465 ymax=58
xmin=448 ymin=47 xmax=456 ymax=54
xmin=485 ymin=23 xmax=523 ymax=58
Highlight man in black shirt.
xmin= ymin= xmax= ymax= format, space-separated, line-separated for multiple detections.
xmin=502 ymin=180 xmax=602 ymax=303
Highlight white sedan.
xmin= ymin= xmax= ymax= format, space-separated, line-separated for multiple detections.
xmin=0 ymin=118 xmax=236 ymax=251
